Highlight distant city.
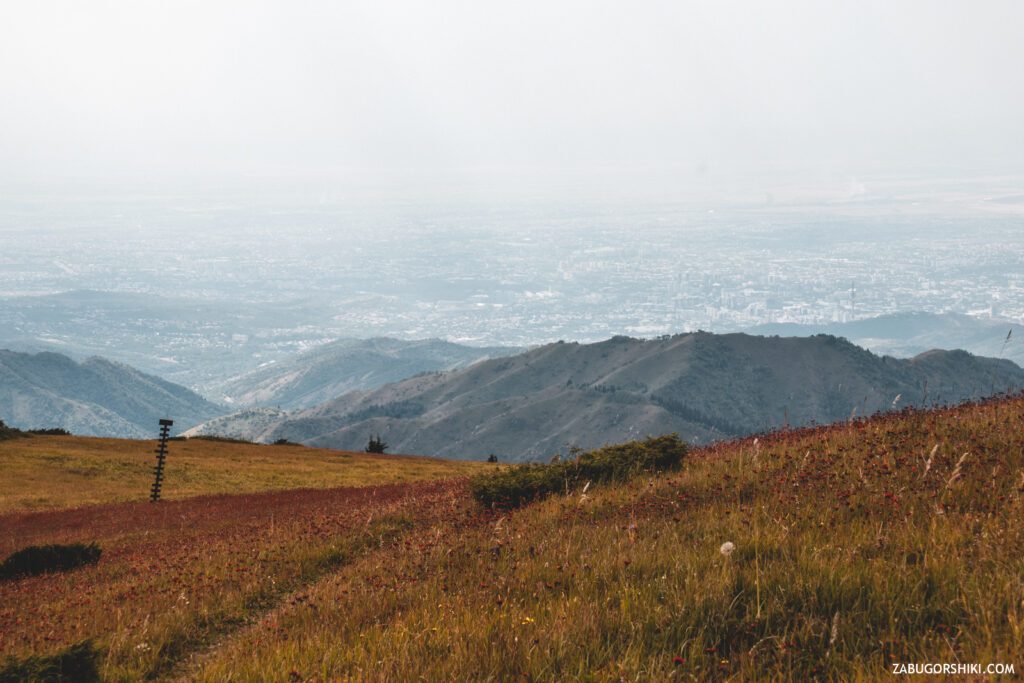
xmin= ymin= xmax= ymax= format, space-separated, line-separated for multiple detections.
xmin=2 ymin=176 xmax=1022 ymax=391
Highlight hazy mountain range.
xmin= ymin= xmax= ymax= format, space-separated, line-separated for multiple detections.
xmin=4 ymin=287 xmax=1019 ymax=400
xmin=743 ymin=312 xmax=1022 ymax=367
xmin=185 ymin=333 xmax=1024 ymax=461
xmin=210 ymin=337 xmax=519 ymax=409
xmin=0 ymin=289 xmax=333 ymax=392
xmin=0 ymin=350 xmax=223 ymax=438
xmin=4 ymin=316 xmax=1022 ymax=457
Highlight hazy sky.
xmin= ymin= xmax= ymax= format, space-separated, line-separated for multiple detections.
xmin=2 ymin=1 xmax=1023 ymax=188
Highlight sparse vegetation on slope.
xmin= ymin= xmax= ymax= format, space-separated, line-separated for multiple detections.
xmin=470 ymin=434 xmax=686 ymax=508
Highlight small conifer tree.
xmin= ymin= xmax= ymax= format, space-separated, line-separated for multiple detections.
xmin=366 ymin=434 xmax=388 ymax=454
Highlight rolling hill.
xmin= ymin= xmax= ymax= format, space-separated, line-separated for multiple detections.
xmin=186 ymin=332 xmax=1024 ymax=460
xmin=210 ymin=336 xmax=518 ymax=409
xmin=0 ymin=349 xmax=225 ymax=438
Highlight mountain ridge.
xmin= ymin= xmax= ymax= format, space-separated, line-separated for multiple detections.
xmin=0 ymin=349 xmax=225 ymax=438
xmin=210 ymin=336 xmax=520 ymax=409
xmin=185 ymin=332 xmax=1024 ymax=460
xmin=743 ymin=311 xmax=1022 ymax=365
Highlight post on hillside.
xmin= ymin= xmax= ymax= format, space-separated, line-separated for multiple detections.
xmin=150 ymin=419 xmax=173 ymax=502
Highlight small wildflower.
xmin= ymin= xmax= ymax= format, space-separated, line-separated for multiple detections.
xmin=720 ymin=541 xmax=735 ymax=556
xmin=673 ymin=656 xmax=685 ymax=665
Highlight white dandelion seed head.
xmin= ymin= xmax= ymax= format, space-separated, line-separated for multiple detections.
xmin=720 ymin=541 xmax=736 ymax=556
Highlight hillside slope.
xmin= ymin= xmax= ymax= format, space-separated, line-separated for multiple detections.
xmin=0 ymin=433 xmax=487 ymax=512
xmin=210 ymin=337 xmax=518 ymax=409
xmin=0 ymin=350 xmax=225 ymax=437
xmin=188 ymin=332 xmax=1024 ymax=460
xmin=197 ymin=394 xmax=1024 ymax=681
xmin=4 ymin=395 xmax=1021 ymax=680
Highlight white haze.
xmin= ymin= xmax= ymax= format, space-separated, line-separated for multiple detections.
xmin=2 ymin=0 xmax=1023 ymax=191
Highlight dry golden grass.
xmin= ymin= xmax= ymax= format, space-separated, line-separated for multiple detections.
xmin=0 ymin=481 xmax=463 ymax=681
xmin=3 ymin=396 xmax=1023 ymax=681
xmin=193 ymin=396 xmax=1024 ymax=681
xmin=0 ymin=435 xmax=487 ymax=513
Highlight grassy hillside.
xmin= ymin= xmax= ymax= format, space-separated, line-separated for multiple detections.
xmin=0 ymin=434 xmax=487 ymax=513
xmin=2 ymin=395 xmax=1022 ymax=680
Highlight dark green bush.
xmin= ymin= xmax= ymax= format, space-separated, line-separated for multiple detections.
xmin=365 ymin=434 xmax=388 ymax=454
xmin=0 ymin=543 xmax=102 ymax=581
xmin=25 ymin=428 xmax=71 ymax=436
xmin=0 ymin=641 xmax=100 ymax=683
xmin=470 ymin=434 xmax=687 ymax=508
xmin=0 ymin=419 xmax=27 ymax=442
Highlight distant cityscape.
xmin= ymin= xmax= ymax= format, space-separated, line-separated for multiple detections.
xmin=1 ymin=182 xmax=1022 ymax=391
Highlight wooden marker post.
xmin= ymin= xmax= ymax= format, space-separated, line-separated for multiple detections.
xmin=150 ymin=419 xmax=173 ymax=502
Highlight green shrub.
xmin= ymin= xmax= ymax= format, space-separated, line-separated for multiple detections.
xmin=470 ymin=434 xmax=686 ymax=508
xmin=0 ymin=543 xmax=102 ymax=581
xmin=25 ymin=428 xmax=71 ymax=436
xmin=0 ymin=419 xmax=27 ymax=442
xmin=365 ymin=434 xmax=388 ymax=454
xmin=0 ymin=641 xmax=100 ymax=683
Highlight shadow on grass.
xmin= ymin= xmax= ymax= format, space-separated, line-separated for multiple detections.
xmin=0 ymin=543 xmax=101 ymax=581
xmin=0 ymin=641 xmax=100 ymax=683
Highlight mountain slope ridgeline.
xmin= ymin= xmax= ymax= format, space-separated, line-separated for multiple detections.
xmin=211 ymin=337 xmax=518 ymax=410
xmin=0 ymin=350 xmax=224 ymax=438
xmin=186 ymin=332 xmax=1024 ymax=460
